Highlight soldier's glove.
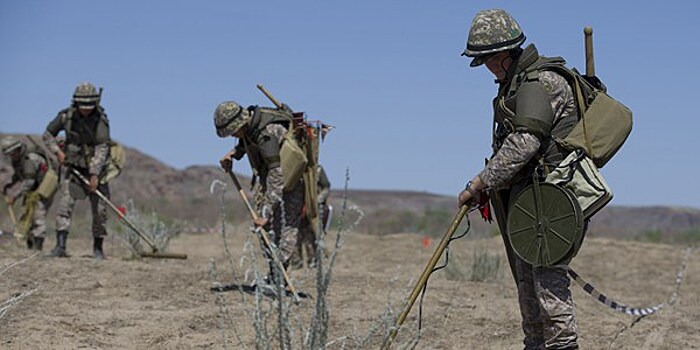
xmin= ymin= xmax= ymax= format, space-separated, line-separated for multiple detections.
xmin=219 ymin=151 xmax=235 ymax=171
xmin=219 ymin=158 xmax=232 ymax=171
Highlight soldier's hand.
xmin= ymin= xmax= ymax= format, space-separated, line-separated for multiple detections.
xmin=89 ymin=175 xmax=99 ymax=193
xmin=56 ymin=150 xmax=65 ymax=165
xmin=254 ymin=217 xmax=268 ymax=228
xmin=458 ymin=189 xmax=475 ymax=208
xmin=5 ymin=196 xmax=15 ymax=205
xmin=219 ymin=152 xmax=234 ymax=171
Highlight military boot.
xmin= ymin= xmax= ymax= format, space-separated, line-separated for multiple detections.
xmin=48 ymin=230 xmax=68 ymax=257
xmin=26 ymin=236 xmax=34 ymax=250
xmin=33 ymin=237 xmax=44 ymax=251
xmin=93 ymin=237 xmax=105 ymax=260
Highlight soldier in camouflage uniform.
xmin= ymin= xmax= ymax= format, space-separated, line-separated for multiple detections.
xmin=43 ymin=82 xmax=112 ymax=259
xmin=214 ymin=101 xmax=304 ymax=283
xmin=2 ymin=137 xmax=55 ymax=250
xmin=291 ymin=164 xmax=331 ymax=268
xmin=457 ymin=9 xmax=582 ymax=350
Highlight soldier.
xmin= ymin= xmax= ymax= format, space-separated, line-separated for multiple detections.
xmin=214 ymin=101 xmax=304 ymax=284
xmin=43 ymin=82 xmax=112 ymax=259
xmin=1 ymin=137 xmax=57 ymax=250
xmin=291 ymin=164 xmax=331 ymax=269
xmin=458 ymin=9 xmax=582 ymax=350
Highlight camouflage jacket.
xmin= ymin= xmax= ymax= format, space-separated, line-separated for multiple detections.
xmin=3 ymin=152 xmax=49 ymax=199
xmin=43 ymin=106 xmax=111 ymax=176
xmin=230 ymin=107 xmax=292 ymax=219
xmin=478 ymin=44 xmax=578 ymax=189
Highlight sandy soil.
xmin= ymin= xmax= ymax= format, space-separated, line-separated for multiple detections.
xmin=0 ymin=227 xmax=698 ymax=350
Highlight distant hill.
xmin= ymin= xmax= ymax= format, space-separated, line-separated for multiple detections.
xmin=2 ymin=133 xmax=699 ymax=241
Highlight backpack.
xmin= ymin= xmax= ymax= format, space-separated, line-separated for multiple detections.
xmin=102 ymin=142 xmax=125 ymax=183
xmin=23 ymin=137 xmax=59 ymax=199
xmin=526 ymin=60 xmax=629 ymax=219
xmin=530 ymin=61 xmax=633 ymax=168
xmin=280 ymin=127 xmax=308 ymax=191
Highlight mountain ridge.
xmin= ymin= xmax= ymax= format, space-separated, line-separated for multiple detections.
xmin=1 ymin=133 xmax=698 ymax=240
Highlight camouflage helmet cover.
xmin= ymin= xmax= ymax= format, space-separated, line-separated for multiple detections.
xmin=462 ymin=9 xmax=526 ymax=67
xmin=214 ymin=101 xmax=252 ymax=138
xmin=1 ymin=136 xmax=25 ymax=156
xmin=72 ymin=82 xmax=101 ymax=106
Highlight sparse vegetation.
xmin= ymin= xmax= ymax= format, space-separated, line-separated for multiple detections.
xmin=470 ymin=249 xmax=501 ymax=282
xmin=416 ymin=208 xmax=454 ymax=236
xmin=680 ymin=227 xmax=700 ymax=245
xmin=442 ymin=245 xmax=502 ymax=282
xmin=108 ymin=200 xmax=183 ymax=258
xmin=635 ymin=227 xmax=700 ymax=245
xmin=444 ymin=253 xmax=470 ymax=281
xmin=208 ymin=168 xmax=363 ymax=349
xmin=635 ymin=229 xmax=663 ymax=243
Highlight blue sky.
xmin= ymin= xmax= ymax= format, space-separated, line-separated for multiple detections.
xmin=1 ymin=1 xmax=698 ymax=208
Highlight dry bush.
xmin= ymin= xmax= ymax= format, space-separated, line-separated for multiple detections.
xmin=108 ymin=200 xmax=183 ymax=258
xmin=208 ymin=169 xmax=427 ymax=350
xmin=469 ymin=249 xmax=501 ymax=282
xmin=207 ymin=168 xmax=438 ymax=350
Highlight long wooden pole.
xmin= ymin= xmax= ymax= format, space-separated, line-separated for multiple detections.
xmin=226 ymin=169 xmax=301 ymax=303
xmin=584 ymin=26 xmax=595 ymax=78
xmin=381 ymin=205 xmax=469 ymax=349
xmin=256 ymin=84 xmax=283 ymax=109
xmin=71 ymin=169 xmax=187 ymax=259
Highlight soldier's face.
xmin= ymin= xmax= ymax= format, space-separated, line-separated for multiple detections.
xmin=78 ymin=106 xmax=95 ymax=117
xmin=233 ymin=126 xmax=246 ymax=138
xmin=485 ymin=52 xmax=511 ymax=81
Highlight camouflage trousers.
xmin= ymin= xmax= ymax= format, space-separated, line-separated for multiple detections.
xmin=55 ymin=174 xmax=109 ymax=238
xmin=291 ymin=220 xmax=318 ymax=267
xmin=513 ymin=255 xmax=578 ymax=350
xmin=255 ymin=181 xmax=303 ymax=265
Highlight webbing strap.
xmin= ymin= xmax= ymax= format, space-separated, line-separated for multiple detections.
xmin=535 ymin=63 xmax=594 ymax=155
xmin=573 ymin=75 xmax=594 ymax=155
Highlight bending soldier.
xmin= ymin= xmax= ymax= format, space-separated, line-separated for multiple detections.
xmin=214 ymin=101 xmax=304 ymax=284
xmin=2 ymin=137 xmax=57 ymax=251
xmin=458 ymin=9 xmax=583 ymax=350
xmin=43 ymin=82 xmax=112 ymax=259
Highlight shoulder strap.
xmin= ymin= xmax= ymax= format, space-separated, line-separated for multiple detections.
xmin=62 ymin=107 xmax=75 ymax=134
xmin=96 ymin=106 xmax=108 ymax=123
xmin=532 ymin=62 xmax=595 ymax=155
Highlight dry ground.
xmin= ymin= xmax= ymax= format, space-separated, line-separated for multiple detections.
xmin=0 ymin=226 xmax=698 ymax=349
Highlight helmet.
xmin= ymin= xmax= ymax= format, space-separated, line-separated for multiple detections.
xmin=1 ymin=137 xmax=25 ymax=157
xmin=462 ymin=9 xmax=526 ymax=67
xmin=214 ymin=101 xmax=252 ymax=138
xmin=72 ymin=82 xmax=101 ymax=107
